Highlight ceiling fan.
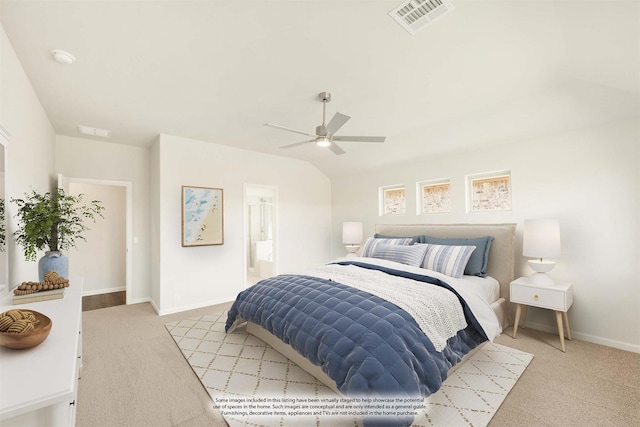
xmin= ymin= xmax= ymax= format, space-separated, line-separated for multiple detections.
xmin=264 ymin=92 xmax=386 ymax=155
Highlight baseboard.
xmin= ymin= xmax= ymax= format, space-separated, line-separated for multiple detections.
xmin=149 ymin=299 xmax=160 ymax=315
xmin=157 ymin=297 xmax=235 ymax=316
xmin=523 ymin=320 xmax=640 ymax=354
xmin=129 ymin=296 xmax=151 ymax=305
xmin=82 ymin=286 xmax=126 ymax=297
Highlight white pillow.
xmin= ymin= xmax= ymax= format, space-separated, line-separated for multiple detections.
xmin=360 ymin=237 xmax=414 ymax=257
xmin=420 ymin=244 xmax=476 ymax=278
xmin=372 ymin=243 xmax=428 ymax=267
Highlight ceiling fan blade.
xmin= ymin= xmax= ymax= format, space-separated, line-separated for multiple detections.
xmin=279 ymin=139 xmax=316 ymax=149
xmin=333 ymin=135 xmax=386 ymax=143
xmin=325 ymin=112 xmax=350 ymax=135
xmin=265 ymin=122 xmax=316 ymax=137
xmin=329 ymin=142 xmax=346 ymax=156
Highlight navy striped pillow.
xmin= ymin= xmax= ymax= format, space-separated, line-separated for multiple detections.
xmin=420 ymin=244 xmax=476 ymax=278
xmin=372 ymin=243 xmax=428 ymax=267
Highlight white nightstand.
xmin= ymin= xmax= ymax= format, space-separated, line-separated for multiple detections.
xmin=510 ymin=277 xmax=573 ymax=352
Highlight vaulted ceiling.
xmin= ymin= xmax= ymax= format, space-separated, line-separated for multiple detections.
xmin=1 ymin=1 xmax=638 ymax=178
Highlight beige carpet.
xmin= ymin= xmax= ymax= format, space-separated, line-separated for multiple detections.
xmin=76 ymin=302 xmax=640 ymax=427
xmin=166 ymin=311 xmax=533 ymax=427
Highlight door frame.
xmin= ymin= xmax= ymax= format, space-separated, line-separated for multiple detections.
xmin=0 ymin=125 xmax=8 ymax=293
xmin=58 ymin=174 xmax=133 ymax=303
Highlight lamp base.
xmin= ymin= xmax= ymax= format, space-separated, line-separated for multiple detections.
xmin=345 ymin=245 xmax=360 ymax=258
xmin=527 ymin=259 xmax=556 ymax=273
xmin=526 ymin=260 xmax=558 ymax=286
xmin=527 ymin=272 xmax=556 ymax=286
xmin=527 ymin=259 xmax=560 ymax=285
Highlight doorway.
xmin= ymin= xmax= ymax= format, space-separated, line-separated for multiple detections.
xmin=58 ymin=174 xmax=133 ymax=304
xmin=244 ymin=184 xmax=278 ymax=287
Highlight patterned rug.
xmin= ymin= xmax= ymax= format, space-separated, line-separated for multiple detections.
xmin=166 ymin=312 xmax=533 ymax=427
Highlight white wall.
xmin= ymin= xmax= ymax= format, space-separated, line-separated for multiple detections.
xmin=55 ymin=135 xmax=150 ymax=302
xmin=152 ymin=134 xmax=332 ymax=315
xmin=149 ymin=137 xmax=161 ymax=306
xmin=0 ymin=23 xmax=56 ymax=286
xmin=331 ymin=118 xmax=640 ymax=352
xmin=68 ymin=182 xmax=126 ymax=295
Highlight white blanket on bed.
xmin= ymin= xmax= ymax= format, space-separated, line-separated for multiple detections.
xmin=303 ymin=263 xmax=467 ymax=352
xmin=329 ymin=258 xmax=502 ymax=342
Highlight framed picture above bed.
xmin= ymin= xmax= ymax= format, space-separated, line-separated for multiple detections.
xmin=181 ymin=185 xmax=224 ymax=247
xmin=466 ymin=170 xmax=512 ymax=212
xmin=379 ymin=184 xmax=406 ymax=216
xmin=417 ymin=179 xmax=451 ymax=214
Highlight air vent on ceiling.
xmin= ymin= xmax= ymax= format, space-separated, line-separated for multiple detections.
xmin=389 ymin=0 xmax=454 ymax=35
xmin=78 ymin=125 xmax=110 ymax=138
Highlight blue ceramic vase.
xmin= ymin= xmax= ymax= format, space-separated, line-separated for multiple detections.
xmin=38 ymin=251 xmax=69 ymax=282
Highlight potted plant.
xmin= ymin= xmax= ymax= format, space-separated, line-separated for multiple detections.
xmin=12 ymin=188 xmax=104 ymax=281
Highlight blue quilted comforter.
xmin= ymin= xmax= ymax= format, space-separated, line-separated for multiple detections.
xmin=225 ymin=261 xmax=487 ymax=426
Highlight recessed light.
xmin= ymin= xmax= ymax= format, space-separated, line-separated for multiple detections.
xmin=51 ymin=49 xmax=76 ymax=64
xmin=78 ymin=125 xmax=110 ymax=138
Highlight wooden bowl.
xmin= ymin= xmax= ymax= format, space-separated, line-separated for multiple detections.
xmin=0 ymin=310 xmax=52 ymax=350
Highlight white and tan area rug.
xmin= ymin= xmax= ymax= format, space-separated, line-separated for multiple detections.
xmin=166 ymin=312 xmax=533 ymax=427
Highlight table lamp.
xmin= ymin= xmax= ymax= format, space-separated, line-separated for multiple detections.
xmin=342 ymin=222 xmax=363 ymax=257
xmin=523 ymin=218 xmax=561 ymax=285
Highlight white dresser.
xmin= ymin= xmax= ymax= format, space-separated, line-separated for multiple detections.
xmin=0 ymin=278 xmax=83 ymax=426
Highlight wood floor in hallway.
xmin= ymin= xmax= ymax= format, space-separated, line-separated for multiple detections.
xmin=82 ymin=291 xmax=126 ymax=312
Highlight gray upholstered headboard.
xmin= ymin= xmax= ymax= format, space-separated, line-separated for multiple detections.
xmin=374 ymin=224 xmax=516 ymax=303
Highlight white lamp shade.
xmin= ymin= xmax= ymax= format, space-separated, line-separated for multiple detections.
xmin=342 ymin=222 xmax=363 ymax=245
xmin=523 ymin=219 xmax=561 ymax=259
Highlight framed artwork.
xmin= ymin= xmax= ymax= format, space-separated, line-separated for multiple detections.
xmin=182 ymin=186 xmax=224 ymax=246
xmin=380 ymin=185 xmax=406 ymax=215
xmin=417 ymin=179 xmax=451 ymax=214
xmin=466 ymin=171 xmax=511 ymax=212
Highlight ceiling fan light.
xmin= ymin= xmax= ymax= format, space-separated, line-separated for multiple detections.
xmin=316 ymin=137 xmax=331 ymax=147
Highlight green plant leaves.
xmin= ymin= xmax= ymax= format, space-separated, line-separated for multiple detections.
xmin=11 ymin=188 xmax=104 ymax=261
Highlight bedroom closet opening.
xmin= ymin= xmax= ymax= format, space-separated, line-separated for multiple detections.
xmin=244 ymin=185 xmax=277 ymax=287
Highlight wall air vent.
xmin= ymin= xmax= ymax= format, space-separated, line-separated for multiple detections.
xmin=389 ymin=0 xmax=454 ymax=35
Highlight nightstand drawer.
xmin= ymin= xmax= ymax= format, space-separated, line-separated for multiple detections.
xmin=511 ymin=284 xmax=568 ymax=311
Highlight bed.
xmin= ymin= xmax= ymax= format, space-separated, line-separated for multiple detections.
xmin=226 ymin=223 xmax=516 ymax=426
xmin=371 ymin=223 xmax=516 ymax=331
